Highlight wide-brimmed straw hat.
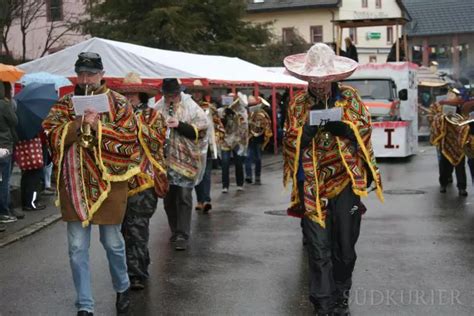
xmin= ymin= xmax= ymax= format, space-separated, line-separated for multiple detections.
xmin=248 ymin=95 xmax=270 ymax=107
xmin=284 ymin=43 xmax=358 ymax=83
xmin=187 ymin=79 xmax=211 ymax=92
xmin=115 ymin=72 xmax=159 ymax=97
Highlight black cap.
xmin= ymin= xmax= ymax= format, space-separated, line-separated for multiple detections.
xmin=161 ymin=78 xmax=182 ymax=94
xmin=74 ymin=52 xmax=104 ymax=74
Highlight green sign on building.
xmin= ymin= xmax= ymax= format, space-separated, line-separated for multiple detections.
xmin=367 ymin=32 xmax=382 ymax=40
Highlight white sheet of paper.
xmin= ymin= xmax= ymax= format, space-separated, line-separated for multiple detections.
xmin=309 ymin=107 xmax=342 ymax=126
xmin=72 ymin=94 xmax=110 ymax=115
xmin=442 ymin=105 xmax=457 ymax=115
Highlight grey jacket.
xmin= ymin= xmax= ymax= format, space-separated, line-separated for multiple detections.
xmin=0 ymin=82 xmax=18 ymax=151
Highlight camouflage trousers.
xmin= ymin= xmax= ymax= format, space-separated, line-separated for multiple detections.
xmin=122 ymin=188 xmax=158 ymax=281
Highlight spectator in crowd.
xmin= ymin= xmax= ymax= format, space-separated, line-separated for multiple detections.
xmin=0 ymin=81 xmax=19 ymax=226
xmin=345 ymin=37 xmax=358 ymax=62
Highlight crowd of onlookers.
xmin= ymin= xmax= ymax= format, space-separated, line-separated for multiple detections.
xmin=0 ymin=81 xmax=53 ymax=233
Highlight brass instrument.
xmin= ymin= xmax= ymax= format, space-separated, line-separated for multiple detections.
xmin=444 ymin=113 xmax=474 ymax=159
xmin=78 ymin=85 xmax=97 ymax=149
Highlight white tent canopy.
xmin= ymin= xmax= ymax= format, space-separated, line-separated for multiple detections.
xmin=18 ymin=37 xmax=305 ymax=87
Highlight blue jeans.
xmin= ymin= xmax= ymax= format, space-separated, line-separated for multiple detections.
xmin=67 ymin=222 xmax=130 ymax=313
xmin=221 ymin=148 xmax=244 ymax=188
xmin=0 ymin=153 xmax=12 ymax=215
xmin=245 ymin=140 xmax=262 ymax=180
xmin=195 ymin=157 xmax=213 ymax=203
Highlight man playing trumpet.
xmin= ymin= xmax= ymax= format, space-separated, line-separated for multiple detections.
xmin=42 ymin=52 xmax=140 ymax=315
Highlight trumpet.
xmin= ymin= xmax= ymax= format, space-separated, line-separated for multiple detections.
xmin=78 ymin=85 xmax=97 ymax=149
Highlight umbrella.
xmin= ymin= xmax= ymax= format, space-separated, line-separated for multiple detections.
xmin=0 ymin=63 xmax=25 ymax=82
xmin=14 ymin=83 xmax=57 ymax=140
xmin=20 ymin=72 xmax=72 ymax=90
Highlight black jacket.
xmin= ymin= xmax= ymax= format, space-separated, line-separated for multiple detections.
xmin=0 ymin=82 xmax=18 ymax=151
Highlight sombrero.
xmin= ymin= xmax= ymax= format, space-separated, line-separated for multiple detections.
xmin=284 ymin=43 xmax=358 ymax=83
xmin=187 ymin=79 xmax=211 ymax=92
xmin=114 ymin=72 xmax=159 ymax=97
xmin=248 ymin=95 xmax=270 ymax=107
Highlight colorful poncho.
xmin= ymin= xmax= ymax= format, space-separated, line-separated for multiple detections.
xmin=42 ymin=84 xmax=141 ymax=226
xmin=128 ymin=106 xmax=169 ymax=198
xmin=430 ymin=104 xmax=469 ymax=166
xmin=199 ymin=101 xmax=225 ymax=159
xmin=283 ymin=86 xmax=383 ymax=228
xmin=153 ymin=92 xmax=209 ymax=188
xmin=248 ymin=104 xmax=273 ymax=149
xmin=218 ymin=99 xmax=249 ymax=156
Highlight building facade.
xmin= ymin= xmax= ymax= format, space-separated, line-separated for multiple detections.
xmin=0 ymin=0 xmax=88 ymax=61
xmin=245 ymin=0 xmax=409 ymax=64
xmin=405 ymin=0 xmax=474 ymax=81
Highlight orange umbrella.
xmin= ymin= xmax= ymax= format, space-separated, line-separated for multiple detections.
xmin=0 ymin=63 xmax=25 ymax=82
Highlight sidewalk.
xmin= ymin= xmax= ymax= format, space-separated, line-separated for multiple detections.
xmin=0 ymin=152 xmax=282 ymax=248
xmin=0 ymin=167 xmax=61 ymax=247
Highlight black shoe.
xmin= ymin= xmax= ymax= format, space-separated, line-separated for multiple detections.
xmin=245 ymin=178 xmax=252 ymax=184
xmin=77 ymin=311 xmax=93 ymax=316
xmin=23 ymin=204 xmax=46 ymax=211
xmin=459 ymin=189 xmax=468 ymax=197
xmin=11 ymin=209 xmax=25 ymax=219
xmin=333 ymin=298 xmax=350 ymax=316
xmin=203 ymin=203 xmax=212 ymax=214
xmin=130 ymin=277 xmax=145 ymax=291
xmin=175 ymin=236 xmax=188 ymax=251
xmin=440 ymin=186 xmax=447 ymax=193
xmin=254 ymin=178 xmax=261 ymax=185
xmin=116 ymin=288 xmax=130 ymax=314
xmin=169 ymin=234 xmax=178 ymax=243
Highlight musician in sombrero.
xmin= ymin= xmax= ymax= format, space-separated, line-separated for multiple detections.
xmin=430 ymin=88 xmax=471 ymax=196
xmin=188 ymin=80 xmax=224 ymax=213
xmin=282 ymin=43 xmax=383 ymax=316
xmin=114 ymin=72 xmax=168 ymax=290
xmin=245 ymin=95 xmax=272 ymax=185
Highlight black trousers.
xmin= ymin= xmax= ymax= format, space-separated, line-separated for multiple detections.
xmin=122 ymin=188 xmax=158 ymax=281
xmin=302 ymin=184 xmax=362 ymax=313
xmin=439 ymin=154 xmax=466 ymax=190
xmin=21 ymin=168 xmax=43 ymax=208
xmin=163 ymin=185 xmax=193 ymax=239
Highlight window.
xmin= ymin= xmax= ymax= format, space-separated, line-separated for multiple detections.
xmin=349 ymin=28 xmax=357 ymax=44
xmin=310 ymin=26 xmax=323 ymax=43
xmin=369 ymin=55 xmax=377 ymax=63
xmin=387 ymin=27 xmax=393 ymax=44
xmin=376 ymin=0 xmax=382 ymax=9
xmin=282 ymin=27 xmax=296 ymax=44
xmin=362 ymin=0 xmax=368 ymax=8
xmin=47 ymin=0 xmax=63 ymax=22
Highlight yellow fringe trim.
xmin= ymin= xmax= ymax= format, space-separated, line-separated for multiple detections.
xmin=96 ymin=121 xmax=141 ymax=182
xmin=137 ymin=121 xmax=166 ymax=174
xmin=344 ymin=120 xmax=384 ymax=203
xmin=82 ymin=181 xmax=111 ymax=227
xmin=55 ymin=121 xmax=73 ymax=208
xmin=308 ymin=138 xmax=325 ymax=228
xmin=192 ymin=124 xmax=199 ymax=144
xmin=128 ymin=175 xmax=154 ymax=197
xmin=336 ymin=137 xmax=368 ymax=198
xmin=290 ymin=127 xmax=303 ymax=189
xmin=431 ymin=117 xmax=446 ymax=146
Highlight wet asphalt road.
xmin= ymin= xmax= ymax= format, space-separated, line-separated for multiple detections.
xmin=1 ymin=144 xmax=474 ymax=315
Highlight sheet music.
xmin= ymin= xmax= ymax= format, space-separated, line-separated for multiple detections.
xmin=309 ymin=107 xmax=342 ymax=126
xmin=442 ymin=105 xmax=457 ymax=115
xmin=72 ymin=94 xmax=110 ymax=115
